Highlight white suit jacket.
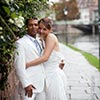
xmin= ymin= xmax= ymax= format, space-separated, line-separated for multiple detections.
xmin=14 ymin=35 xmax=45 ymax=93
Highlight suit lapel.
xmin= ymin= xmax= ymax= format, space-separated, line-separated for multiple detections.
xmin=23 ymin=35 xmax=39 ymax=55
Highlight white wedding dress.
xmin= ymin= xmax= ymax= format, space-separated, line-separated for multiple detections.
xmin=43 ymin=50 xmax=67 ymax=100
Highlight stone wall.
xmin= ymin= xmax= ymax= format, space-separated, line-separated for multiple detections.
xmin=0 ymin=69 xmax=20 ymax=100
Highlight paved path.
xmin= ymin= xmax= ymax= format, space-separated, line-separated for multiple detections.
xmin=59 ymin=44 xmax=100 ymax=100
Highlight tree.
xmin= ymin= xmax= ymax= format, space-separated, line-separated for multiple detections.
xmin=52 ymin=0 xmax=79 ymax=20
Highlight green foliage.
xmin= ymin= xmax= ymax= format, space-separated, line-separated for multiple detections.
xmin=0 ymin=0 xmax=49 ymax=91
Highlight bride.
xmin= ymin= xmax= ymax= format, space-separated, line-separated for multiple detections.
xmin=26 ymin=17 xmax=67 ymax=100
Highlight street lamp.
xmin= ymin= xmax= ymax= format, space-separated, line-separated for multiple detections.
xmin=63 ymin=7 xmax=68 ymax=16
xmin=63 ymin=7 xmax=68 ymax=43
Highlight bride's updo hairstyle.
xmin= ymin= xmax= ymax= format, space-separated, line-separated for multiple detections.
xmin=38 ymin=17 xmax=52 ymax=30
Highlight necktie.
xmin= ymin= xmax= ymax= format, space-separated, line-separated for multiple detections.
xmin=34 ymin=39 xmax=42 ymax=55
xmin=39 ymin=39 xmax=45 ymax=49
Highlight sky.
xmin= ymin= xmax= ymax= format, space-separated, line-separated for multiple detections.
xmin=49 ymin=0 xmax=59 ymax=3
xmin=48 ymin=0 xmax=71 ymax=4
xmin=49 ymin=0 xmax=70 ymax=2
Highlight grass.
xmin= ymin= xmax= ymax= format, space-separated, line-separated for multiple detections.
xmin=66 ymin=44 xmax=100 ymax=71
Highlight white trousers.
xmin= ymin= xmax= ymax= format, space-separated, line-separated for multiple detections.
xmin=35 ymin=91 xmax=45 ymax=100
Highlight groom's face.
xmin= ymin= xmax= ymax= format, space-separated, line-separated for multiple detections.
xmin=27 ymin=19 xmax=38 ymax=38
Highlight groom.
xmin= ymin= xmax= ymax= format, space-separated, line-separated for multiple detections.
xmin=14 ymin=17 xmax=45 ymax=100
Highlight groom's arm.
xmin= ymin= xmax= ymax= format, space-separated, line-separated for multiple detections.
xmin=14 ymin=42 xmax=36 ymax=97
xmin=14 ymin=42 xmax=32 ymax=88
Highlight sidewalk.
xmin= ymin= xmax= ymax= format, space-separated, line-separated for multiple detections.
xmin=59 ymin=43 xmax=100 ymax=100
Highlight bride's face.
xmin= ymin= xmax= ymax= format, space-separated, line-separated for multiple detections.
xmin=38 ymin=23 xmax=51 ymax=39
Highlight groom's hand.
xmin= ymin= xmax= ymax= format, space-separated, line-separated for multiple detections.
xmin=25 ymin=85 xmax=36 ymax=97
xmin=59 ymin=60 xmax=65 ymax=69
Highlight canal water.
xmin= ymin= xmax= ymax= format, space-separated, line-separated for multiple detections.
xmin=73 ymin=35 xmax=99 ymax=59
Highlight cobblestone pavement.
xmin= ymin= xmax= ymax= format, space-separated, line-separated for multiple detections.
xmin=59 ymin=44 xmax=100 ymax=100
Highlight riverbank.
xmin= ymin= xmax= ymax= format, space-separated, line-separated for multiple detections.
xmin=66 ymin=44 xmax=100 ymax=71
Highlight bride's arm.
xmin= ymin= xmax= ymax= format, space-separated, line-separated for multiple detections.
xmin=26 ymin=34 xmax=56 ymax=68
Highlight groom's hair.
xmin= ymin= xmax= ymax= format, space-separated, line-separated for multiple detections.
xmin=25 ymin=17 xmax=38 ymax=25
